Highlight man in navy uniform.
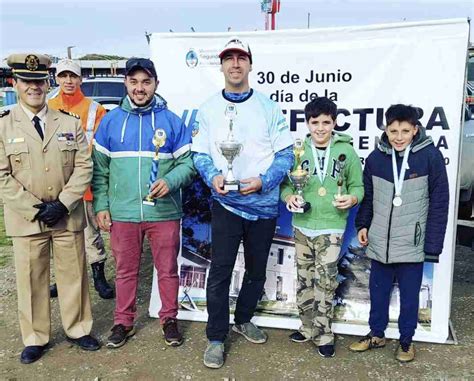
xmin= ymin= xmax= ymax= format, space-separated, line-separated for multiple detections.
xmin=0 ymin=53 xmax=100 ymax=364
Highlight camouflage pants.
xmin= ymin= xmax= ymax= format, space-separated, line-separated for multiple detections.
xmin=295 ymin=229 xmax=342 ymax=345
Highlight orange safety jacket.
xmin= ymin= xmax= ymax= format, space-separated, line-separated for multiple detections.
xmin=49 ymin=88 xmax=107 ymax=201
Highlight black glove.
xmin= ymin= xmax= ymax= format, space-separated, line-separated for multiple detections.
xmin=33 ymin=200 xmax=69 ymax=227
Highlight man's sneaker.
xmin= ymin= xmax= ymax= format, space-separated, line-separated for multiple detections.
xmin=203 ymin=342 xmax=225 ymax=369
xmin=232 ymin=322 xmax=268 ymax=344
xmin=162 ymin=318 xmax=183 ymax=347
xmin=396 ymin=342 xmax=415 ymax=363
xmin=106 ymin=324 xmax=136 ymax=348
xmin=318 ymin=344 xmax=335 ymax=358
xmin=349 ymin=333 xmax=386 ymax=352
xmin=289 ymin=331 xmax=310 ymax=343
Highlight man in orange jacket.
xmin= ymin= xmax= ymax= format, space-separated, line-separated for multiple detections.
xmin=49 ymin=59 xmax=114 ymax=299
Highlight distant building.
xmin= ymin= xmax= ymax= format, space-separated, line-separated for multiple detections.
xmin=178 ymin=235 xmax=299 ymax=307
xmin=389 ymin=283 xmax=432 ymax=314
xmin=230 ymin=235 xmax=297 ymax=303
xmin=1 ymin=59 xmax=127 ymax=87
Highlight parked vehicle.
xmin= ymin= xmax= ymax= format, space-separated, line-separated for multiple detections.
xmin=465 ymin=49 xmax=474 ymax=118
xmin=47 ymin=76 xmax=125 ymax=111
xmin=459 ymin=117 xmax=474 ymax=214
xmin=459 ymin=46 xmax=474 ymax=223
xmin=80 ymin=76 xmax=125 ymax=110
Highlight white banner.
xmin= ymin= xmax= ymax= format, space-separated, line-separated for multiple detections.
xmin=149 ymin=19 xmax=469 ymax=343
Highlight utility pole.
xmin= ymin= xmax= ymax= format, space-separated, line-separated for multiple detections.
xmin=307 ymin=12 xmax=311 ymax=29
xmin=145 ymin=31 xmax=151 ymax=45
xmin=67 ymin=46 xmax=75 ymax=59
xmin=261 ymin=0 xmax=281 ymax=30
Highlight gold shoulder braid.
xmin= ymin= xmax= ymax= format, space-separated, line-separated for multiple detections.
xmin=59 ymin=109 xmax=80 ymax=119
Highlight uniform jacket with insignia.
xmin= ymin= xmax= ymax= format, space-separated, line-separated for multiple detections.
xmin=49 ymin=88 xmax=106 ymax=201
xmin=0 ymin=105 xmax=93 ymax=236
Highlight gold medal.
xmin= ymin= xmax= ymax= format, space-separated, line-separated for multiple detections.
xmin=318 ymin=186 xmax=327 ymax=197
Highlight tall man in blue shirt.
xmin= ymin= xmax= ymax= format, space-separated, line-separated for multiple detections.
xmin=192 ymin=37 xmax=294 ymax=369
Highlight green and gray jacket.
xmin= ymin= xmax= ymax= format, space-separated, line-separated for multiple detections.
xmin=281 ymin=133 xmax=364 ymax=230
xmin=92 ymin=95 xmax=195 ymax=222
xmin=355 ymin=127 xmax=449 ymax=263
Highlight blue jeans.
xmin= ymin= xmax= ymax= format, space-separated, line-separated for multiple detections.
xmin=368 ymin=260 xmax=424 ymax=344
xmin=205 ymin=202 xmax=276 ymax=341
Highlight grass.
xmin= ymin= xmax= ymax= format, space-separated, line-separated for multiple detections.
xmin=0 ymin=204 xmax=13 ymax=268
xmin=0 ymin=204 xmax=12 ymax=247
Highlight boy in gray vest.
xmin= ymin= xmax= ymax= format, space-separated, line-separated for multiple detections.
xmin=349 ymin=104 xmax=449 ymax=362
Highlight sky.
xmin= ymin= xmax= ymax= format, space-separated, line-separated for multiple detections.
xmin=0 ymin=0 xmax=473 ymax=61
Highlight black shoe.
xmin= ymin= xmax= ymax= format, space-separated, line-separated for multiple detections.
xmin=107 ymin=324 xmax=136 ymax=348
xmin=162 ymin=318 xmax=183 ymax=347
xmin=66 ymin=335 xmax=101 ymax=351
xmin=20 ymin=345 xmax=48 ymax=364
xmin=318 ymin=344 xmax=335 ymax=358
xmin=49 ymin=283 xmax=58 ymax=298
xmin=289 ymin=331 xmax=310 ymax=343
xmin=91 ymin=261 xmax=115 ymax=299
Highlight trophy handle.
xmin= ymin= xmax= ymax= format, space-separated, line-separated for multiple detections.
xmin=215 ymin=141 xmax=222 ymax=155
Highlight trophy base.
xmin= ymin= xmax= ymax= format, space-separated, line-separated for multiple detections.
xmin=223 ymin=182 xmax=240 ymax=191
xmin=142 ymin=197 xmax=156 ymax=206
xmin=332 ymin=194 xmax=343 ymax=207
xmin=293 ymin=202 xmax=311 ymax=214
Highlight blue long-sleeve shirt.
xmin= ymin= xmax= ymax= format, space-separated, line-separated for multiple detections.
xmin=193 ymin=146 xmax=294 ymax=219
xmin=192 ymin=89 xmax=294 ymax=219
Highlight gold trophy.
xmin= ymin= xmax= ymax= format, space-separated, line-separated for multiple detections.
xmin=287 ymin=138 xmax=311 ymax=213
xmin=143 ymin=129 xmax=167 ymax=206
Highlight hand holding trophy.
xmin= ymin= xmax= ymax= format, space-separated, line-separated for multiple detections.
xmin=287 ymin=138 xmax=311 ymax=213
xmin=143 ymin=129 xmax=167 ymax=206
xmin=216 ymin=103 xmax=243 ymax=191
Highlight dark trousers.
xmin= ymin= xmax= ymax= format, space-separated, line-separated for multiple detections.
xmin=206 ymin=202 xmax=276 ymax=341
xmin=368 ymin=260 xmax=424 ymax=344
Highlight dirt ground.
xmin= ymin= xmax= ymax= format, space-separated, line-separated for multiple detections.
xmin=0 ymin=230 xmax=473 ymax=381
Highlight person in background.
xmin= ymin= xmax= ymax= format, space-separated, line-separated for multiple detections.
xmin=48 ymin=58 xmax=114 ymax=299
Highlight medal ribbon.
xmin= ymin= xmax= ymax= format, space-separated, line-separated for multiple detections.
xmin=311 ymin=141 xmax=331 ymax=186
xmin=391 ymin=143 xmax=411 ymax=198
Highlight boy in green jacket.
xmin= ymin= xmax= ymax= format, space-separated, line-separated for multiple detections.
xmin=280 ymin=97 xmax=364 ymax=357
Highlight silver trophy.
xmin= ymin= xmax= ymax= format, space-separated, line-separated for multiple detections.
xmin=332 ymin=153 xmax=347 ymax=206
xmin=287 ymin=138 xmax=311 ymax=213
xmin=216 ymin=103 xmax=243 ymax=191
xmin=336 ymin=153 xmax=347 ymax=197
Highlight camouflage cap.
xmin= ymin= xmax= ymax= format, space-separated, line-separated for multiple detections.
xmin=7 ymin=53 xmax=51 ymax=80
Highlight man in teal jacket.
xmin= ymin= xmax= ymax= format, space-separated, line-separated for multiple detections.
xmin=92 ymin=58 xmax=195 ymax=349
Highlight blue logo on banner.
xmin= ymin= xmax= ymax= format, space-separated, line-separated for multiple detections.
xmin=186 ymin=49 xmax=199 ymax=68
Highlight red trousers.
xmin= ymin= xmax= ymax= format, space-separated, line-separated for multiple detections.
xmin=110 ymin=220 xmax=180 ymax=325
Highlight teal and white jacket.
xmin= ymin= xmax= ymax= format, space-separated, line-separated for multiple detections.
xmin=92 ymin=95 xmax=195 ymax=222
